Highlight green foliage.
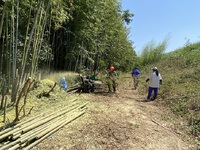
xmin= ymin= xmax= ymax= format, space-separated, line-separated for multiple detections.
xmin=138 ymin=42 xmax=200 ymax=138
xmin=50 ymin=0 xmax=74 ymax=29
xmin=139 ymin=37 xmax=168 ymax=66
xmin=122 ymin=9 xmax=134 ymax=25
xmin=164 ymin=42 xmax=200 ymax=67
xmin=62 ymin=0 xmax=136 ymax=72
xmin=0 ymin=0 xmax=136 ymax=102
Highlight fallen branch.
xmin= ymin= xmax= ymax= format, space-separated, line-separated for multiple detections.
xmin=151 ymin=119 xmax=181 ymax=136
xmin=15 ymin=77 xmax=32 ymax=122
xmin=37 ymin=82 xmax=57 ymax=98
xmin=18 ymin=79 xmax=35 ymax=119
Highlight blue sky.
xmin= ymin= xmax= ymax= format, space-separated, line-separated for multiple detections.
xmin=121 ymin=0 xmax=200 ymax=55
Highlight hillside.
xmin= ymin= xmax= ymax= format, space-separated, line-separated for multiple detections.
xmin=137 ymin=42 xmax=200 ymax=141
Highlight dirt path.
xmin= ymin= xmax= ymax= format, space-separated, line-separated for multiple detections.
xmin=32 ymin=87 xmax=197 ymax=150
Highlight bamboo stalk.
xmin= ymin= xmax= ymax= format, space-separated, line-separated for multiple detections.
xmin=11 ymin=0 xmax=16 ymax=87
xmin=3 ymin=108 xmax=86 ymax=149
xmin=36 ymin=110 xmax=85 ymax=139
xmin=4 ymin=110 xmax=85 ymax=150
xmin=19 ymin=0 xmax=42 ymax=86
xmin=0 ymin=1 xmax=6 ymax=37
xmin=34 ymin=0 xmax=51 ymax=75
xmin=3 ymin=96 xmax=7 ymax=123
xmin=13 ymin=0 xmax=19 ymax=83
xmin=12 ymin=111 xmax=68 ymax=140
xmin=30 ymin=2 xmax=43 ymax=77
xmin=24 ymin=111 xmax=85 ymax=150
xmin=20 ymin=113 xmax=69 ymax=143
xmin=0 ymin=101 xmax=86 ymax=141
xmin=7 ymin=144 xmax=20 ymax=150
xmin=0 ymin=77 xmax=5 ymax=109
xmin=11 ymin=69 xmax=19 ymax=102
xmin=21 ymin=103 xmax=87 ymax=133
xmin=0 ymin=98 xmax=81 ymax=133
xmin=0 ymin=101 xmax=87 ymax=149
xmin=0 ymin=139 xmax=20 ymax=150
xmin=0 ymin=106 xmax=46 ymax=136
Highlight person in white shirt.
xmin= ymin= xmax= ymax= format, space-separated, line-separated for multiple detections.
xmin=146 ymin=67 xmax=162 ymax=101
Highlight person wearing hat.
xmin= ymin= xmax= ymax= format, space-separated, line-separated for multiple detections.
xmin=106 ymin=65 xmax=118 ymax=92
xmin=146 ymin=67 xmax=162 ymax=101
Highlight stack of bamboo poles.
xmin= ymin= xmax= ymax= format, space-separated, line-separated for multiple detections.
xmin=0 ymin=99 xmax=87 ymax=150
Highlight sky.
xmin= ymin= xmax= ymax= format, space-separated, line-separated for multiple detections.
xmin=121 ymin=0 xmax=200 ymax=55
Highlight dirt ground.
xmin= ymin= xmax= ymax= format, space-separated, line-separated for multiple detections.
xmin=31 ymin=81 xmax=199 ymax=150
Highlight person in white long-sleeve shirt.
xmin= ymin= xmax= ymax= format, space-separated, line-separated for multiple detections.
xmin=146 ymin=67 xmax=162 ymax=101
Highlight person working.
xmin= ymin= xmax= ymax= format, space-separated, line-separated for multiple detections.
xmin=146 ymin=67 xmax=162 ymax=101
xmin=106 ymin=65 xmax=118 ymax=92
xmin=131 ymin=67 xmax=141 ymax=90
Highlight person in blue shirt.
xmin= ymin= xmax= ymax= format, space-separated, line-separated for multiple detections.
xmin=131 ymin=67 xmax=141 ymax=90
xmin=61 ymin=76 xmax=68 ymax=91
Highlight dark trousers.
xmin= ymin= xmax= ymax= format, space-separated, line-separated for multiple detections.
xmin=147 ymin=87 xmax=158 ymax=100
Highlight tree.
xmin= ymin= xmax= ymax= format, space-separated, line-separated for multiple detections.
xmin=122 ymin=9 xmax=134 ymax=25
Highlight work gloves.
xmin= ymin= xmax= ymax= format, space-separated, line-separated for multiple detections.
xmin=160 ymin=80 xmax=162 ymax=85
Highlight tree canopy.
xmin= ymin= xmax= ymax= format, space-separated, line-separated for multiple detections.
xmin=0 ymin=0 xmax=135 ymax=98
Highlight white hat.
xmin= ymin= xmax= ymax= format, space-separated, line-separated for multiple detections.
xmin=152 ymin=67 xmax=157 ymax=70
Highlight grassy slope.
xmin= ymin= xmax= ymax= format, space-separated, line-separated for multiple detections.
xmin=138 ymin=42 xmax=200 ymax=138
xmin=0 ymin=72 xmax=82 ymax=127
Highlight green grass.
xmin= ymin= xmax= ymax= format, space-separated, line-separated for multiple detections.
xmin=0 ymin=71 xmax=84 ymax=127
xmin=137 ymin=42 xmax=200 ymax=138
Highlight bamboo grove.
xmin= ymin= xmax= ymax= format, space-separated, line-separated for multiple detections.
xmin=0 ymin=0 xmax=136 ymax=118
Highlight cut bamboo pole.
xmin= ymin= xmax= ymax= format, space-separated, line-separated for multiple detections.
xmin=1 ymin=103 xmax=75 ymax=140
xmin=24 ymin=111 xmax=85 ymax=150
xmin=24 ymin=109 xmax=85 ymax=145
xmin=0 ymin=99 xmax=87 ymax=150
xmin=0 ymin=102 xmax=87 ymax=144
xmin=7 ymin=144 xmax=20 ymax=150
xmin=13 ymin=110 xmax=68 ymax=140
xmin=4 ymin=108 xmax=86 ymax=150
xmin=1 ymin=109 xmax=85 ymax=150
xmin=0 ymin=139 xmax=20 ymax=150
xmin=21 ymin=103 xmax=87 ymax=133
xmin=0 ymin=99 xmax=83 ymax=139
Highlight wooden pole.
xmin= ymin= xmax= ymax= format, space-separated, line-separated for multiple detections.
xmin=3 ymin=96 xmax=7 ymax=123
xmin=0 ymin=106 xmax=86 ymax=149
xmin=24 ymin=111 xmax=85 ymax=150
